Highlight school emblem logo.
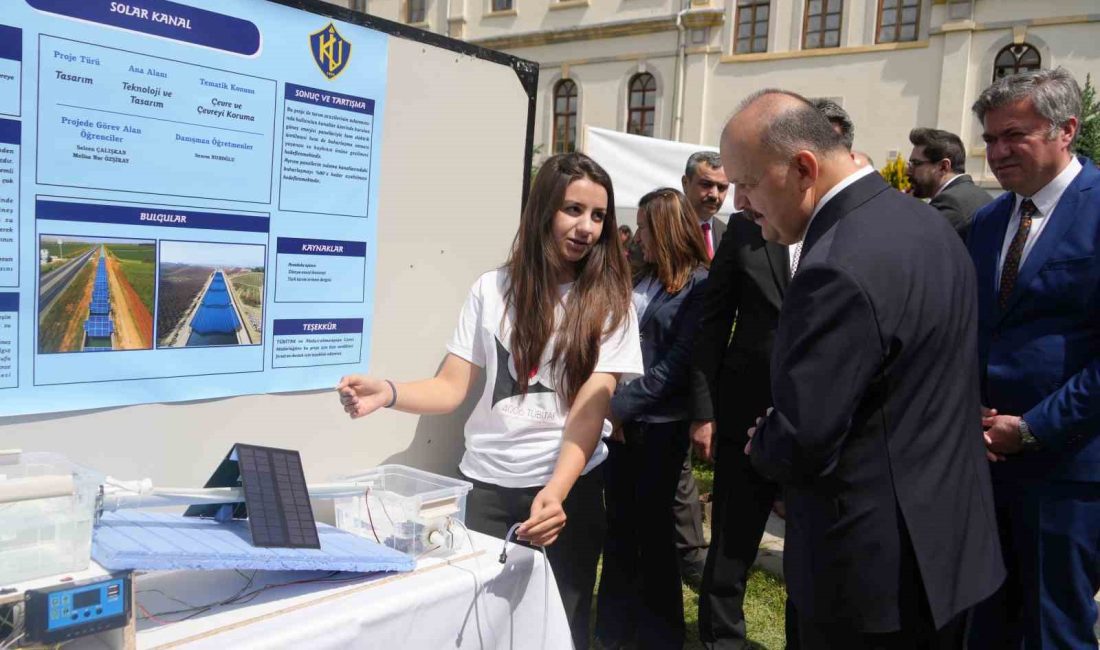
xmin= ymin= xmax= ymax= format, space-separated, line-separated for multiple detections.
xmin=310 ymin=23 xmax=351 ymax=80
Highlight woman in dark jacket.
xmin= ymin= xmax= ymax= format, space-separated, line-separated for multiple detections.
xmin=595 ymin=188 xmax=711 ymax=649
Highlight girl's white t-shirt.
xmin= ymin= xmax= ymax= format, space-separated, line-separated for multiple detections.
xmin=447 ymin=269 xmax=644 ymax=488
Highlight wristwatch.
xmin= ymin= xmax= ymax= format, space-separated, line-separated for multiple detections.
xmin=1019 ymin=419 xmax=1042 ymax=451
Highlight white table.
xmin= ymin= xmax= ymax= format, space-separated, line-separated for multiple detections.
xmin=70 ymin=529 xmax=572 ymax=650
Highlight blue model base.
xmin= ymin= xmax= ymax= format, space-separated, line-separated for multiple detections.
xmin=92 ymin=511 xmax=415 ymax=573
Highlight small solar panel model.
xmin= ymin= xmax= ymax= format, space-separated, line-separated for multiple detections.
xmin=184 ymin=444 xmax=321 ymax=549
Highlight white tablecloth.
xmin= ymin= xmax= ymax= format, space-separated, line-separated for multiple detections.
xmin=73 ymin=529 xmax=572 ymax=650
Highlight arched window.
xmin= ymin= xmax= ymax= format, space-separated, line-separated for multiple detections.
xmin=877 ymin=0 xmax=920 ymax=43
xmin=552 ymin=79 xmax=578 ymax=154
xmin=993 ymin=44 xmax=1041 ymax=81
xmin=627 ymin=73 xmax=657 ymax=137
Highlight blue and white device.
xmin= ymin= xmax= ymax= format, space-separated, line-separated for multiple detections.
xmin=24 ymin=572 xmax=131 ymax=644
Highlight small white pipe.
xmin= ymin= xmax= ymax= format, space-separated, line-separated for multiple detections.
xmin=0 ymin=475 xmax=74 ymax=504
xmin=672 ymin=6 xmax=690 ymax=142
xmin=99 ymin=482 xmax=376 ymax=512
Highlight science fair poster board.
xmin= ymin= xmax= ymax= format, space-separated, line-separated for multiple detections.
xmin=0 ymin=0 xmax=537 ymax=422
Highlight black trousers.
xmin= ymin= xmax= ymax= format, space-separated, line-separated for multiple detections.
xmin=698 ymin=433 xmax=779 ymax=649
xmin=463 ymin=469 xmax=606 ymax=650
xmin=787 ymin=600 xmax=970 ymax=650
xmin=595 ymin=420 xmax=691 ymax=649
xmin=674 ymin=450 xmax=708 ymax=578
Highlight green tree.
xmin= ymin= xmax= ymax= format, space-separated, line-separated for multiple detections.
xmin=1074 ymin=74 xmax=1100 ymax=164
xmin=529 ymin=143 xmax=545 ymax=185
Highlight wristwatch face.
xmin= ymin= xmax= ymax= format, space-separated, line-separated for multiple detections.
xmin=1019 ymin=422 xmax=1040 ymax=450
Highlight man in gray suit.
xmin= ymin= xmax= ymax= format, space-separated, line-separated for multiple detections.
xmin=907 ymin=127 xmax=993 ymax=239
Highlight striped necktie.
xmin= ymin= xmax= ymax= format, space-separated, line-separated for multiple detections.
xmin=999 ymin=198 xmax=1038 ymax=309
xmin=701 ymin=222 xmax=714 ymax=259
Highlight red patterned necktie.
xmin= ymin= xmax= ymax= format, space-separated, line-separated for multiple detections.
xmin=999 ymin=198 xmax=1038 ymax=309
xmin=701 ymin=222 xmax=714 ymax=259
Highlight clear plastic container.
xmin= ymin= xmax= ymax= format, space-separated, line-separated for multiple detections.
xmin=0 ymin=452 xmax=104 ymax=586
xmin=333 ymin=465 xmax=472 ymax=557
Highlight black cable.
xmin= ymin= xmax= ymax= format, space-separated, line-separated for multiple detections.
xmin=137 ymin=571 xmax=369 ymax=624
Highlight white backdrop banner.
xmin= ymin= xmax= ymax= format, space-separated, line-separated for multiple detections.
xmin=583 ymin=126 xmax=735 ymax=224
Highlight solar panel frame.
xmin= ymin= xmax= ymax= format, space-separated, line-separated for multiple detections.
xmin=84 ymin=314 xmax=114 ymax=338
xmin=90 ymin=296 xmax=110 ymax=315
xmin=235 ymin=444 xmax=320 ymax=549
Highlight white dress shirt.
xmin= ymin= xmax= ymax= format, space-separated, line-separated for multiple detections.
xmin=632 ymin=274 xmax=663 ymax=321
xmin=789 ymin=165 xmax=875 ymax=275
xmin=934 ymin=173 xmax=963 ymax=198
xmin=995 ymin=157 xmax=1083 ymax=285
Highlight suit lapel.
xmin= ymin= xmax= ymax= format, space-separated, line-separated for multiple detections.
xmin=638 ymin=280 xmax=670 ymax=332
xmin=713 ymin=217 xmax=727 ymax=246
xmin=998 ymin=162 xmax=1097 ymax=321
xmin=802 ymin=172 xmax=890 ymax=258
xmin=975 ymin=194 xmax=1014 ymax=323
xmin=763 ymin=240 xmax=790 ymax=298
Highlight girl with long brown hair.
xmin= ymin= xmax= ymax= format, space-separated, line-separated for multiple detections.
xmin=595 ymin=188 xmax=710 ymax=650
xmin=337 ymin=152 xmax=642 ymax=649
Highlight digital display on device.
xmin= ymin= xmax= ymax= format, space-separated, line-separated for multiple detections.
xmin=72 ymin=589 xmax=100 ymax=609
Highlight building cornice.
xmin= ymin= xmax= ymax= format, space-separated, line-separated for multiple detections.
xmin=469 ymin=14 xmax=676 ymax=50
xmin=681 ymin=8 xmax=724 ymax=30
xmin=548 ymin=0 xmax=590 ymax=11
xmin=721 ymin=39 xmax=927 ymax=64
xmin=932 ymin=13 xmax=1100 ymax=35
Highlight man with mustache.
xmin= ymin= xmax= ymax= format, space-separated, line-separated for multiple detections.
xmin=691 ymin=98 xmax=861 ymax=649
xmin=735 ymin=88 xmax=1003 ymax=648
xmin=683 ymin=151 xmax=731 ymax=260
xmin=672 ymin=150 xmax=731 ymax=589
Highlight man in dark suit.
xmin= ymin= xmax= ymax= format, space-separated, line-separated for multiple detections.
xmin=691 ymin=212 xmax=789 ymax=648
xmin=906 ymin=127 xmax=993 ymax=239
xmin=725 ymin=89 xmax=1004 ymax=648
xmin=966 ymin=67 xmax=1100 ymax=649
xmin=670 ymin=150 xmax=731 ymax=586
xmin=692 ymin=100 xmax=858 ymax=649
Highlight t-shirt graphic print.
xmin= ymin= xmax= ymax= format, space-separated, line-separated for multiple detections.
xmin=447 ymin=269 xmax=643 ymax=488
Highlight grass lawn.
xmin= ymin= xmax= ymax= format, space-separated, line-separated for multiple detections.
xmin=105 ymin=243 xmax=155 ymax=262
xmin=682 ymin=569 xmax=787 ymax=649
xmin=40 ymin=241 xmax=90 ymax=259
xmin=231 ymin=272 xmax=264 ymax=288
xmin=116 ymin=258 xmax=156 ymax=315
xmin=593 ymin=566 xmax=786 ymax=649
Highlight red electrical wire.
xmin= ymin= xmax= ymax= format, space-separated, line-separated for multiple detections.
xmin=136 ymin=601 xmax=171 ymax=626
